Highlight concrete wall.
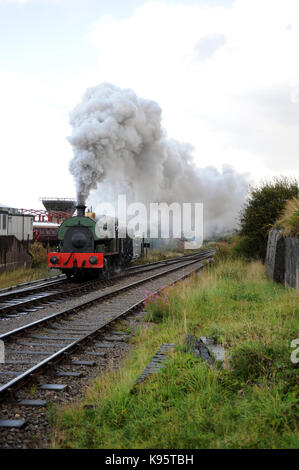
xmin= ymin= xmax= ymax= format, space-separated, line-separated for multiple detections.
xmin=285 ymin=237 xmax=299 ymax=289
xmin=265 ymin=229 xmax=299 ymax=289
xmin=0 ymin=236 xmax=32 ymax=273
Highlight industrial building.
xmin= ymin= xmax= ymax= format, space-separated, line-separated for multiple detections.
xmin=0 ymin=198 xmax=76 ymax=272
xmin=20 ymin=197 xmax=76 ymax=245
xmin=0 ymin=204 xmax=33 ymax=241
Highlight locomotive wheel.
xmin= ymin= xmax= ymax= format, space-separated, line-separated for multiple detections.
xmin=100 ymin=258 xmax=111 ymax=280
xmin=118 ymin=253 xmax=125 ymax=267
xmin=62 ymin=269 xmax=74 ymax=280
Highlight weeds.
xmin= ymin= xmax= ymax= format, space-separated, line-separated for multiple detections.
xmin=51 ymin=258 xmax=299 ymax=449
xmin=0 ymin=242 xmax=57 ymax=289
xmin=28 ymin=242 xmax=49 ymax=268
xmin=275 ymin=197 xmax=299 ymax=236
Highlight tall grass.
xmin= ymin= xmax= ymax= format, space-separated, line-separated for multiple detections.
xmin=51 ymin=259 xmax=299 ymax=449
xmin=0 ymin=266 xmax=57 ymax=289
xmin=275 ymin=197 xmax=299 ymax=236
xmin=0 ymin=242 xmax=56 ymax=289
xmin=28 ymin=242 xmax=49 ymax=268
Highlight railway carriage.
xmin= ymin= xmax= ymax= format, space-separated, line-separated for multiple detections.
xmin=48 ymin=205 xmax=133 ymax=279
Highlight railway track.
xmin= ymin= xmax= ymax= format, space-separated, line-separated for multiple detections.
xmin=0 ymin=274 xmax=65 ymax=295
xmin=0 ymin=251 xmax=214 ymax=438
xmin=0 ymin=250 xmax=213 ymax=320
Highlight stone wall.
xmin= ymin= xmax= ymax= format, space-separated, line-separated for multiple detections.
xmin=265 ymin=229 xmax=299 ymax=289
xmin=0 ymin=236 xmax=32 ymax=273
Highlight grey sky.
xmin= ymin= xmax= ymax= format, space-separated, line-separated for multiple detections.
xmin=0 ymin=0 xmax=298 ymax=210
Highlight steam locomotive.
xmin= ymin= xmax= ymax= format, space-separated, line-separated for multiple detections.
xmin=48 ymin=204 xmax=133 ymax=279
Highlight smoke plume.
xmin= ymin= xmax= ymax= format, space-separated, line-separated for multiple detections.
xmin=68 ymin=82 xmax=248 ymax=237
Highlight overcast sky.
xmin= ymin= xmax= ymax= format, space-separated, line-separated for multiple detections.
xmin=0 ymin=0 xmax=298 ymax=209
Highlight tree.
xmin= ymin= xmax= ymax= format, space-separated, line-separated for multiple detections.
xmin=238 ymin=176 xmax=298 ymax=260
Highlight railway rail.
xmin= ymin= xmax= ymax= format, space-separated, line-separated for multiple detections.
xmin=0 ymin=250 xmax=213 ymax=319
xmin=0 ymin=251 xmax=213 ymax=403
xmin=0 ymin=250 xmax=214 ymax=446
xmin=0 ymin=274 xmax=65 ymax=295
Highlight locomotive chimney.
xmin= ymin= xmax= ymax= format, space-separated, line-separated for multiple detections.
xmin=76 ymin=204 xmax=86 ymax=217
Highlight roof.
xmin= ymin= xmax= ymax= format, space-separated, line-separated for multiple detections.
xmin=0 ymin=205 xmax=19 ymax=214
xmin=33 ymin=222 xmax=60 ymax=228
xmin=41 ymin=198 xmax=76 ymax=213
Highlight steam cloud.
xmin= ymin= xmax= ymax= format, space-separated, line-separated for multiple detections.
xmin=68 ymin=82 xmax=248 ymax=237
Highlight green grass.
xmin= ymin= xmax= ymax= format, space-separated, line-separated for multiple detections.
xmin=51 ymin=259 xmax=299 ymax=449
xmin=0 ymin=265 xmax=58 ymax=289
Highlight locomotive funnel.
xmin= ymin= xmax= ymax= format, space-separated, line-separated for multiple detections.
xmin=76 ymin=204 xmax=86 ymax=217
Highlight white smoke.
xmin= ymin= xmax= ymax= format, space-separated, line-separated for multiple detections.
xmin=68 ymin=82 xmax=248 ymax=237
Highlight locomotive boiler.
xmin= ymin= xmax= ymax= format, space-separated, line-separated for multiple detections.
xmin=48 ymin=204 xmax=133 ymax=279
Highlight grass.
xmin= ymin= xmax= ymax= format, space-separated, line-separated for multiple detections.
xmin=50 ymin=258 xmax=299 ymax=449
xmin=0 ymin=242 xmax=58 ymax=289
xmin=0 ymin=266 xmax=58 ymax=289
xmin=275 ymin=197 xmax=299 ymax=236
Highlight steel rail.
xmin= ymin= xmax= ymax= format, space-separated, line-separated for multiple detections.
xmin=0 ymin=257 xmax=210 ymax=400
xmin=0 ymin=250 xmax=214 ymax=317
xmin=126 ymin=250 xmax=214 ymax=273
xmin=0 ymin=253 xmax=212 ymax=342
xmin=0 ymin=277 xmax=68 ymax=301
xmin=0 ymin=248 xmax=211 ymax=296
xmin=0 ymin=274 xmax=66 ymax=295
xmin=0 ymin=278 xmax=106 ymax=316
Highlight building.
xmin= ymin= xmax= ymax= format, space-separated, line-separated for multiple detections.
xmin=0 ymin=204 xmax=33 ymax=273
xmin=20 ymin=198 xmax=76 ymax=245
xmin=0 ymin=204 xmax=33 ymax=241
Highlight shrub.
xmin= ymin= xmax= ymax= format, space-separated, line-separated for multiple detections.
xmin=239 ymin=176 xmax=298 ymax=260
xmin=29 ymin=242 xmax=48 ymax=268
xmin=230 ymin=236 xmax=258 ymax=260
xmin=213 ymin=243 xmax=231 ymax=263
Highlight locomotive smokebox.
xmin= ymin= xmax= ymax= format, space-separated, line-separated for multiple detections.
xmin=76 ymin=204 xmax=86 ymax=217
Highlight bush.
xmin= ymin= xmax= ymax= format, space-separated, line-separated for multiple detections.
xmin=239 ymin=176 xmax=298 ymax=260
xmin=213 ymin=243 xmax=231 ymax=263
xmin=230 ymin=236 xmax=258 ymax=260
xmin=29 ymin=242 xmax=48 ymax=268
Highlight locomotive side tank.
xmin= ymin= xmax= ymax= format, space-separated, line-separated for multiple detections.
xmin=48 ymin=205 xmax=133 ymax=279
